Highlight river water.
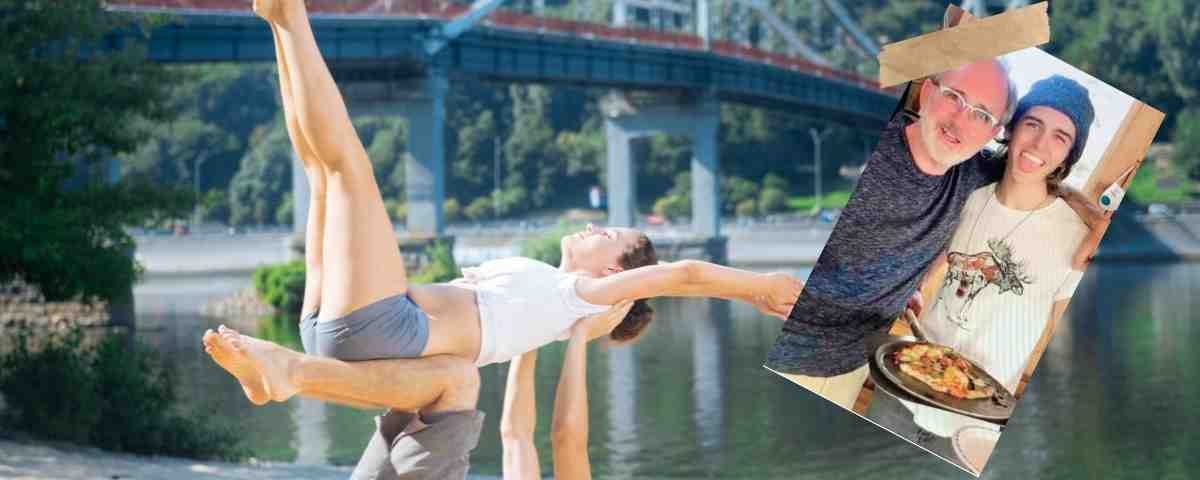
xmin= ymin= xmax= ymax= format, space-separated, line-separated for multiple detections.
xmin=133 ymin=262 xmax=1199 ymax=479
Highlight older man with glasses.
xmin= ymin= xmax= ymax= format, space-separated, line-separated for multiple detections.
xmin=764 ymin=58 xmax=1019 ymax=408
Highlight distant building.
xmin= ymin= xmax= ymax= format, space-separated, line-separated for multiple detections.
xmin=614 ymin=0 xmax=693 ymax=32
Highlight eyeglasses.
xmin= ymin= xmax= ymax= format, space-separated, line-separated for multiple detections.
xmin=929 ymin=79 xmax=1001 ymax=130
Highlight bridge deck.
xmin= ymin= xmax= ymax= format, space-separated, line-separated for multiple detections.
xmin=106 ymin=0 xmax=896 ymax=128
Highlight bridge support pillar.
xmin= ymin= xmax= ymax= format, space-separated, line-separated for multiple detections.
xmin=400 ymin=72 xmax=449 ymax=237
xmin=602 ymin=91 xmax=722 ymax=239
xmin=331 ymin=71 xmax=448 ymax=237
xmin=292 ymin=150 xmax=310 ymax=235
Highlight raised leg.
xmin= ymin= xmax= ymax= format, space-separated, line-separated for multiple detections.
xmin=270 ymin=20 xmax=325 ymax=319
xmin=260 ymin=0 xmax=410 ymax=320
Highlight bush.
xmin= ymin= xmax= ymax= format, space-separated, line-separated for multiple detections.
xmin=520 ymin=222 xmax=579 ymax=265
xmin=735 ymin=198 xmax=758 ymax=218
xmin=1173 ymin=108 xmax=1200 ymax=180
xmin=385 ymin=199 xmax=407 ymax=224
xmin=721 ymin=176 xmax=759 ymax=215
xmin=410 ymin=240 xmax=461 ymax=285
xmin=653 ymin=194 xmax=690 ymax=220
xmin=444 ymin=198 xmax=462 ymax=223
xmin=464 ymin=196 xmax=492 ymax=221
xmin=1127 ymin=162 xmax=1192 ymax=205
xmin=0 ymin=326 xmax=98 ymax=444
xmin=253 ymin=260 xmax=306 ymax=315
xmin=0 ymin=323 xmax=245 ymax=460
xmin=759 ymin=187 xmax=789 ymax=215
xmin=762 ymin=173 xmax=789 ymax=192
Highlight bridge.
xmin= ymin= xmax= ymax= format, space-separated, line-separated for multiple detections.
xmin=106 ymin=0 xmax=906 ymax=252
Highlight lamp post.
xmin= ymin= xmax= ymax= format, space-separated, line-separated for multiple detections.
xmin=493 ymin=136 xmax=501 ymax=217
xmin=808 ymin=127 xmax=833 ymax=215
xmin=193 ymin=156 xmax=206 ymax=226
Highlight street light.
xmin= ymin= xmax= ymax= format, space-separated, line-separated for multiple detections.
xmin=193 ymin=156 xmax=206 ymax=226
xmin=808 ymin=126 xmax=834 ymax=215
xmin=493 ymin=136 xmax=502 ymax=218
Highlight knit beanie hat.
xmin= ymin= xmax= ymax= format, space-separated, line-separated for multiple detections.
xmin=1009 ymin=74 xmax=1095 ymax=176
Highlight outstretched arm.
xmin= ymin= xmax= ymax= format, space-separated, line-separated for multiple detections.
xmin=552 ymin=322 xmax=594 ymax=479
xmin=575 ymin=260 xmax=802 ymax=320
xmin=550 ymin=302 xmax=630 ymax=479
xmin=501 ymin=351 xmax=541 ymax=480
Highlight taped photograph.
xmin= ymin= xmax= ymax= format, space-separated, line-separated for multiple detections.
xmin=763 ymin=6 xmax=1164 ymax=478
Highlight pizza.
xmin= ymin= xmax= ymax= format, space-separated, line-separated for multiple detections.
xmin=890 ymin=343 xmax=996 ymax=400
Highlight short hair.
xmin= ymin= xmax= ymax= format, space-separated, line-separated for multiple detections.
xmin=996 ymin=59 xmax=1018 ymax=125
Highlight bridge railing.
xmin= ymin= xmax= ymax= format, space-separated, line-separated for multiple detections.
xmin=105 ymin=0 xmax=888 ymax=93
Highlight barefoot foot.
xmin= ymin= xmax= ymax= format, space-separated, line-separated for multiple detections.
xmin=217 ymin=325 xmax=300 ymax=403
xmin=253 ymin=0 xmax=307 ymax=26
xmin=203 ymin=327 xmax=271 ymax=405
xmin=252 ymin=0 xmax=283 ymax=24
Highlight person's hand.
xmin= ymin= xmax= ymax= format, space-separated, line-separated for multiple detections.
xmin=751 ymin=272 xmax=803 ymax=320
xmin=1058 ymin=187 xmax=1111 ymax=230
xmin=903 ymin=290 xmax=928 ymax=340
xmin=571 ymin=300 xmax=634 ymax=342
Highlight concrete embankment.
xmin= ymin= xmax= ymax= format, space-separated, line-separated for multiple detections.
xmin=0 ymin=436 xmax=501 ymax=480
xmin=131 ymin=214 xmax=1200 ymax=275
xmin=1091 ymin=213 xmax=1200 ymax=262
xmin=0 ymin=437 xmax=352 ymax=479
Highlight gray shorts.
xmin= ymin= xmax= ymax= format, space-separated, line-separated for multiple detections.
xmin=351 ymin=409 xmax=486 ymax=480
xmin=300 ymin=293 xmax=430 ymax=361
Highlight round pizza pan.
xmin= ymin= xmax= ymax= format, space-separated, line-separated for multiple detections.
xmin=872 ymin=339 xmax=1016 ymax=422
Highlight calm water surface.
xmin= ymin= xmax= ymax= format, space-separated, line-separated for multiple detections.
xmin=134 ymin=262 xmax=1200 ymax=479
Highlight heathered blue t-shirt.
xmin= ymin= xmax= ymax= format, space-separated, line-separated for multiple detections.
xmin=766 ymin=116 xmax=999 ymax=377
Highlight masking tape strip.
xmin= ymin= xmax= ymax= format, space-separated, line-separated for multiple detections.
xmin=1083 ymin=102 xmax=1166 ymax=202
xmin=877 ymin=2 xmax=1050 ymax=87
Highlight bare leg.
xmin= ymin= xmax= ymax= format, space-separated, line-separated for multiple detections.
xmin=270 ymin=19 xmax=325 ymax=318
xmin=259 ymin=0 xmax=410 ymax=319
xmin=204 ymin=326 xmax=477 ymax=413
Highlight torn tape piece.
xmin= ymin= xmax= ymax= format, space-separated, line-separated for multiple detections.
xmin=877 ymin=2 xmax=1049 ymax=87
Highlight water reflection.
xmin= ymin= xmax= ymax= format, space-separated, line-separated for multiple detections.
xmin=133 ymin=263 xmax=1200 ymax=478
xmin=605 ymin=342 xmax=640 ymax=479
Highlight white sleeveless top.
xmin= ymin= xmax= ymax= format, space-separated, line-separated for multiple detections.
xmin=456 ymin=257 xmax=610 ymax=366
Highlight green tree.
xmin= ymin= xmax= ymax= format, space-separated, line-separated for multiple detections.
xmin=1171 ymin=109 xmax=1200 ymax=180
xmin=505 ymin=85 xmax=563 ymax=208
xmin=121 ymin=64 xmax=279 ymax=217
xmin=228 ymin=123 xmax=292 ymax=226
xmin=0 ymin=2 xmax=183 ymax=302
xmin=1153 ymin=0 xmax=1200 ymax=106
xmin=1047 ymin=0 xmax=1182 ymax=137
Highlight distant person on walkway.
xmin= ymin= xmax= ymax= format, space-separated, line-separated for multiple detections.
xmin=202 ymin=1 xmax=801 ymax=478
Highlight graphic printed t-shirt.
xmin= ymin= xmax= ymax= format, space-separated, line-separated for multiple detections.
xmin=904 ymin=183 xmax=1088 ymax=437
xmin=777 ymin=117 xmax=998 ymax=376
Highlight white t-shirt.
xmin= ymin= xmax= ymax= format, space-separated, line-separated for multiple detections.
xmin=903 ymin=183 xmax=1088 ymax=436
xmin=458 ymin=257 xmax=610 ymax=366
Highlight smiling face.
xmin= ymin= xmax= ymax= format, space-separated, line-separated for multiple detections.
xmin=560 ymin=223 xmax=644 ymax=277
xmin=914 ymin=60 xmax=1011 ymax=173
xmin=1005 ymin=106 xmax=1077 ymax=186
